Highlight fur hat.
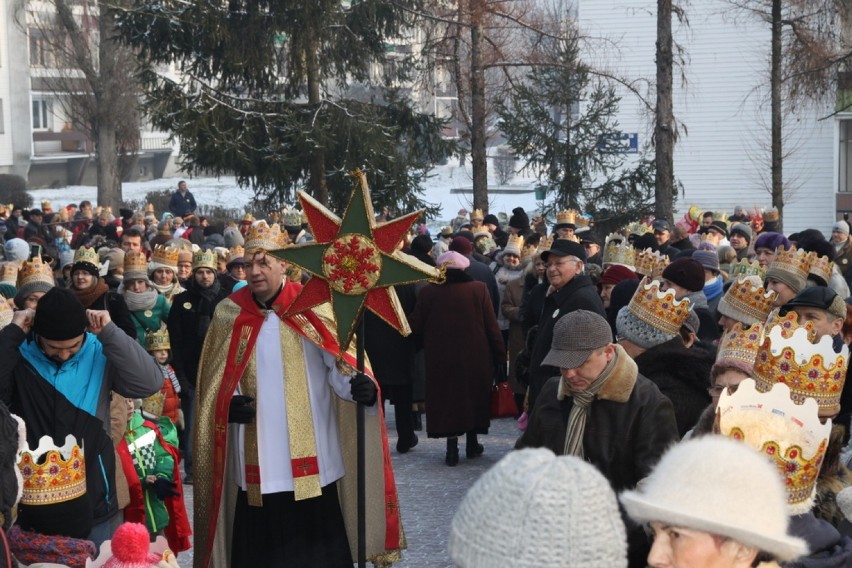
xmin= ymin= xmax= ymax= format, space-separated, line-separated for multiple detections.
xmin=754 ymin=232 xmax=790 ymax=253
xmin=661 ymin=257 xmax=705 ymax=292
xmin=449 ymin=448 xmax=627 ymax=568
xmin=620 ymin=436 xmax=808 ymax=562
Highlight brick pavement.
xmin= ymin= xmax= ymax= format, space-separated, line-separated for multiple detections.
xmin=176 ymin=408 xmax=521 ymax=567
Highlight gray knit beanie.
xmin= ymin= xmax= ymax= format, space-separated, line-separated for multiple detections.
xmin=615 ymin=305 xmax=677 ymax=349
xmin=4 ymin=239 xmax=29 ymax=263
xmin=449 ymin=448 xmax=627 ymax=568
xmin=223 ymin=225 xmax=245 ymax=248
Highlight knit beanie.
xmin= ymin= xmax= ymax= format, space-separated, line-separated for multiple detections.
xmin=598 ymin=265 xmax=637 ymax=287
xmin=4 ymin=239 xmax=29 ymax=263
xmin=449 ymin=236 xmax=474 ymax=257
xmin=0 ymin=283 xmax=16 ymax=299
xmin=483 ymin=213 xmax=500 ymax=227
xmin=33 ymin=287 xmax=88 ymax=340
xmin=691 ymin=250 xmax=720 ymax=273
xmin=449 ymin=448 xmax=627 ymax=568
xmin=100 ymin=522 xmax=164 ymax=568
xmin=730 ymin=223 xmax=753 ymax=243
xmin=621 ymin=436 xmax=807 ymax=563
xmin=833 ymin=221 xmax=850 ymax=236
xmin=661 ymin=258 xmax=705 ymax=292
xmin=508 ymin=207 xmax=530 ymax=231
xmin=615 ymin=305 xmax=677 ymax=349
xmin=223 ymin=225 xmax=245 ymax=248
xmin=99 ymin=247 xmax=125 ymax=274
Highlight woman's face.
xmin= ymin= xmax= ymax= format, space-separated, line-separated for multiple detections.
xmin=648 ymin=523 xmax=756 ymax=568
xmin=503 ymin=253 xmax=520 ymax=267
xmin=535 ymin=259 xmax=546 ymax=278
xmin=126 ymin=279 xmax=148 ymax=293
xmin=72 ymin=269 xmax=95 ymax=290
xmin=599 ymin=284 xmax=615 ymax=308
xmin=755 ymin=247 xmax=776 ymax=268
xmin=152 ymin=268 xmax=175 ymax=286
xmin=765 ymin=278 xmax=795 ymax=306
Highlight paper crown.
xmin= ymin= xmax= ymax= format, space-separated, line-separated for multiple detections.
xmin=245 ymin=221 xmax=287 ymax=252
xmin=144 ymin=203 xmax=155 ymax=213
xmin=575 ymin=215 xmax=591 ymax=228
xmin=555 ymin=210 xmax=577 ymax=226
xmin=718 ymin=378 xmax=830 ymax=514
xmin=123 ymin=251 xmax=149 ymax=280
xmin=72 ymin=247 xmax=101 ymax=271
xmin=728 ymin=258 xmax=765 ymax=280
xmin=0 ymin=299 xmax=12 ymax=329
xmin=634 ymin=248 xmax=669 ymax=278
xmin=151 ymin=245 xmax=179 ymax=268
xmin=625 ymin=221 xmax=652 ymax=236
xmin=192 ymin=249 xmax=218 ymax=271
xmin=768 ymin=246 xmax=810 ymax=283
xmin=714 ymin=211 xmax=730 ymax=223
xmin=764 ymin=207 xmax=780 ymax=222
xmin=17 ymin=257 xmax=54 ymax=290
xmin=603 ymin=239 xmax=636 ymax=270
xmin=141 ymin=391 xmax=166 ymax=420
xmin=538 ymin=236 xmax=553 ymax=251
xmin=241 ymin=213 xmax=255 ymax=223
xmin=228 ymin=246 xmax=245 ymax=261
xmin=145 ymin=327 xmax=170 ymax=352
xmin=807 ymin=252 xmax=833 ymax=285
xmin=715 ymin=322 xmax=763 ymax=374
xmin=628 ymin=278 xmax=692 ymax=336
xmin=1 ymin=262 xmax=18 ymax=283
xmin=469 ymin=209 xmax=484 ymax=222
xmin=752 ymin=324 xmax=849 ymax=418
xmin=18 ymin=435 xmax=86 ymax=506
xmin=505 ymin=233 xmax=524 ymax=252
xmin=282 ymin=208 xmax=303 ymax=228
xmin=41 ymin=200 xmax=51 ymax=210
xmin=718 ymin=277 xmax=777 ymax=325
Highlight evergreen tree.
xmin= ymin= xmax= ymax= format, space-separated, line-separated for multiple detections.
xmin=496 ymin=28 xmax=656 ymax=229
xmin=115 ymin=0 xmax=453 ymax=212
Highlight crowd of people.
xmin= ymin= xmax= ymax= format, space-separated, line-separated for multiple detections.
xmin=1 ymin=188 xmax=852 ymax=567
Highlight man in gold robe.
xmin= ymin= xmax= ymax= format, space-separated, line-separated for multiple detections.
xmin=192 ymin=221 xmax=403 ymax=567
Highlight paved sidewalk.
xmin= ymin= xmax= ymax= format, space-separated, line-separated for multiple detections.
xmin=176 ymin=409 xmax=521 ymax=567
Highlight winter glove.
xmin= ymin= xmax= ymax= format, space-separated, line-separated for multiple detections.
xmin=349 ymin=374 xmax=377 ymax=406
xmin=150 ymin=477 xmax=179 ymax=500
xmin=228 ymin=395 xmax=256 ymax=424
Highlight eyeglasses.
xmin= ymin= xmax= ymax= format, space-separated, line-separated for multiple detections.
xmin=545 ymin=258 xmax=581 ymax=268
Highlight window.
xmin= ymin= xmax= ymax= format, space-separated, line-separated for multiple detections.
xmin=29 ymin=30 xmax=52 ymax=68
xmin=32 ymin=98 xmax=53 ymax=131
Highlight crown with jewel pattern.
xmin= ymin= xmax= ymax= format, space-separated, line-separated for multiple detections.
xmin=18 ymin=435 xmax=86 ymax=506
xmin=556 ymin=210 xmax=577 ymax=226
xmin=752 ymin=324 xmax=848 ymax=418
xmin=192 ymin=249 xmax=218 ymax=271
xmin=469 ymin=209 xmax=484 ymax=222
xmin=768 ymin=246 xmax=810 ymax=285
xmin=145 ymin=327 xmax=171 ymax=352
xmin=628 ymin=278 xmax=692 ymax=336
xmin=603 ymin=239 xmax=635 ymax=270
xmin=764 ymin=309 xmax=816 ymax=340
xmin=625 ymin=221 xmax=652 ymax=236
xmin=717 ymin=276 xmax=777 ymax=326
xmin=72 ymin=247 xmax=101 ymax=271
xmin=634 ymin=248 xmax=668 ymax=277
xmin=715 ymin=322 xmax=763 ymax=374
xmin=141 ymin=391 xmax=166 ymax=420
xmin=17 ymin=257 xmax=54 ymax=290
xmin=245 ymin=221 xmax=287 ymax=252
xmin=150 ymin=245 xmax=179 ymax=268
xmin=282 ymin=208 xmax=303 ymax=228
xmin=123 ymin=250 xmax=149 ymax=281
xmin=807 ymin=252 xmax=833 ymax=285
xmin=718 ymin=378 xmax=830 ymax=514
xmin=1 ymin=262 xmax=18 ymax=284
xmin=728 ymin=258 xmax=765 ymax=280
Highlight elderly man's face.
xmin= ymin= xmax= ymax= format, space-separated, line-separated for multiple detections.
xmin=832 ymin=229 xmax=849 ymax=245
xmin=560 ymin=345 xmax=613 ymax=392
xmin=792 ymin=307 xmax=843 ymax=340
xmin=545 ymin=255 xmax=583 ymax=290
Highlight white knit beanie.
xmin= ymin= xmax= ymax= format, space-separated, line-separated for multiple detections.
xmin=449 ymin=448 xmax=627 ymax=568
xmin=620 ymin=436 xmax=808 ymax=562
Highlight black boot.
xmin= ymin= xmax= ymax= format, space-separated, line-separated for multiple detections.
xmin=445 ymin=437 xmax=459 ymax=466
xmin=412 ymin=411 xmax=423 ymax=431
xmin=466 ymin=431 xmax=484 ymax=458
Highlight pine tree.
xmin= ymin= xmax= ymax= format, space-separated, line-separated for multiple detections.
xmin=115 ymin=0 xmax=453 ymax=212
xmin=496 ymin=28 xmax=655 ymax=229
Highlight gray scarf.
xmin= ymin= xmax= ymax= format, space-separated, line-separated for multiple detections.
xmin=124 ymin=288 xmax=159 ymax=311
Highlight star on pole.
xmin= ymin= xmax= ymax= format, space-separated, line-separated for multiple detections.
xmin=270 ymin=170 xmax=443 ymax=351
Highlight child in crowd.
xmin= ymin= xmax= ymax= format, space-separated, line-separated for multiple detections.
xmin=145 ymin=329 xmax=181 ymax=429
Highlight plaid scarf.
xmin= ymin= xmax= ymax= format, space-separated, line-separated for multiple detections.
xmin=560 ymin=349 xmax=619 ymax=458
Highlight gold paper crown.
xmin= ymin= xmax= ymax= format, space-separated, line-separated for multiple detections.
xmin=538 ymin=236 xmax=553 ymax=251
xmin=556 ymin=210 xmax=577 ymax=225
xmin=729 ymin=258 xmax=765 ymax=280
xmin=192 ymin=249 xmax=218 ymax=271
xmin=17 ymin=257 xmax=54 ymax=290
xmin=41 ymin=200 xmax=51 ymax=210
xmin=282 ymin=209 xmax=303 ymax=227
xmin=634 ymin=248 xmax=668 ymax=277
xmin=764 ymin=207 xmax=780 ymax=222
xmin=141 ymin=391 xmax=166 ymax=420
xmin=145 ymin=203 xmax=155 ymax=213
xmin=18 ymin=435 xmax=86 ymax=506
xmin=145 ymin=328 xmax=171 ymax=352
xmin=768 ymin=246 xmax=810 ymax=285
xmin=505 ymin=233 xmax=524 ymax=252
xmin=715 ymin=322 xmax=763 ymax=373
xmin=627 ymin=278 xmax=692 ymax=335
xmin=469 ymin=209 xmax=484 ymax=222
xmin=807 ymin=252 xmax=833 ymax=285
xmin=242 ymin=213 xmax=255 ymax=222
xmin=575 ymin=215 xmax=590 ymax=228
xmin=752 ymin=324 xmax=849 ymax=417
xmin=151 ymin=245 xmax=179 ymax=268
xmin=245 ymin=221 xmax=287 ymax=252
xmin=714 ymin=211 xmax=729 ymax=223
xmin=603 ymin=240 xmax=635 ymax=269
xmin=0 ymin=300 xmax=12 ymax=329
xmin=625 ymin=221 xmax=652 ymax=236
xmin=719 ymin=277 xmax=777 ymax=325
xmin=1 ymin=262 xmax=18 ymax=284
xmin=72 ymin=247 xmax=101 ymax=271
xmin=228 ymin=246 xmax=245 ymax=261
xmin=718 ymin=378 xmax=830 ymax=514
xmin=123 ymin=251 xmax=149 ymax=279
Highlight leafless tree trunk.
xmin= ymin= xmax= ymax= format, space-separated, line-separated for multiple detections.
xmin=305 ymin=22 xmax=329 ymax=206
xmin=771 ymin=0 xmax=784 ymax=231
xmin=470 ymin=0 xmax=488 ymax=211
xmin=655 ymin=0 xmax=675 ymax=223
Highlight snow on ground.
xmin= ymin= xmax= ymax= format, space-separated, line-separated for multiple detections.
xmin=25 ymin=158 xmax=545 ymax=229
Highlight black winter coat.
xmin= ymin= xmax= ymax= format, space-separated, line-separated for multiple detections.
xmin=525 ymin=274 xmax=606 ymax=409
xmin=167 ymin=282 xmax=228 ymax=389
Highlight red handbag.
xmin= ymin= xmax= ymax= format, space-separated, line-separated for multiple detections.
xmin=490 ymin=381 xmax=517 ymax=418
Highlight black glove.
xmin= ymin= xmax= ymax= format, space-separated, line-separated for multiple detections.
xmin=150 ymin=477 xmax=179 ymax=500
xmin=229 ymin=395 xmax=256 ymax=424
xmin=350 ymin=374 xmax=377 ymax=406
